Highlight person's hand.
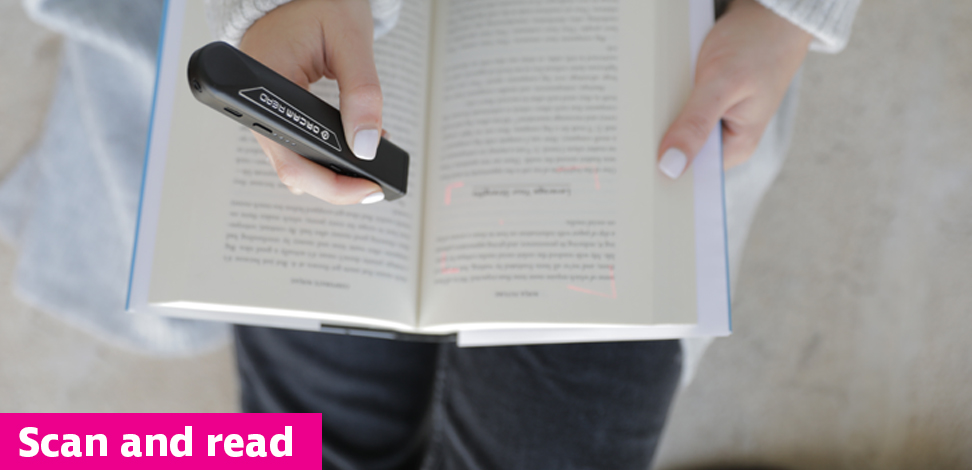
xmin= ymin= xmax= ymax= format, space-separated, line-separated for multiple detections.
xmin=657 ymin=0 xmax=813 ymax=179
xmin=239 ymin=0 xmax=386 ymax=204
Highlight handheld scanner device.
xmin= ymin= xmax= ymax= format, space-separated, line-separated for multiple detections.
xmin=187 ymin=41 xmax=408 ymax=201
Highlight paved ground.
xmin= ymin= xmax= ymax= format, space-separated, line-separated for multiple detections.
xmin=0 ymin=2 xmax=237 ymax=412
xmin=2 ymin=0 xmax=971 ymax=467
xmin=655 ymin=1 xmax=972 ymax=468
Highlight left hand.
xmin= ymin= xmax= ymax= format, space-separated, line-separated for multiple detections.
xmin=657 ymin=0 xmax=813 ymax=179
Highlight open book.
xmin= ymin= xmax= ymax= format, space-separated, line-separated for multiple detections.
xmin=127 ymin=0 xmax=729 ymax=347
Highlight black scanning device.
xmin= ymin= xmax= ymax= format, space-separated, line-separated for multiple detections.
xmin=187 ymin=41 xmax=408 ymax=201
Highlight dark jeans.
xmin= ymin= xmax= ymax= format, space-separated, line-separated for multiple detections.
xmin=235 ymin=326 xmax=683 ymax=470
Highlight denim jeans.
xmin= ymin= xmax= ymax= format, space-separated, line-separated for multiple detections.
xmin=235 ymin=326 xmax=683 ymax=469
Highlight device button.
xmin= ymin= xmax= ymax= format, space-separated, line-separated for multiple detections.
xmin=252 ymin=123 xmax=273 ymax=134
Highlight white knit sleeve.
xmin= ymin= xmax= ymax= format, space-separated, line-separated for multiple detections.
xmin=203 ymin=0 xmax=402 ymax=46
xmin=755 ymin=0 xmax=861 ymax=53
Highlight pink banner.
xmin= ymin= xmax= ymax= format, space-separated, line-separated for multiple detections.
xmin=0 ymin=413 xmax=322 ymax=469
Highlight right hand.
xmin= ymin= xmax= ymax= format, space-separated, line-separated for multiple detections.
xmin=239 ymin=0 xmax=385 ymax=205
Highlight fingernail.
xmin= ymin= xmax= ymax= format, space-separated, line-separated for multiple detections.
xmin=352 ymin=129 xmax=380 ymax=161
xmin=287 ymin=186 xmax=304 ymax=195
xmin=659 ymin=148 xmax=688 ymax=179
xmin=360 ymin=191 xmax=385 ymax=205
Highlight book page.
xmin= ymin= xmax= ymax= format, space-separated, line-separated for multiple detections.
xmin=419 ymin=0 xmax=696 ymax=330
xmin=145 ymin=0 xmax=433 ymax=330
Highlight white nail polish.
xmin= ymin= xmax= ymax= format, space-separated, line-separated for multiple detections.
xmin=659 ymin=148 xmax=688 ymax=179
xmin=352 ymin=129 xmax=380 ymax=161
xmin=360 ymin=191 xmax=385 ymax=205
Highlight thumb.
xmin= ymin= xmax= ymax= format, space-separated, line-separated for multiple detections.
xmin=321 ymin=0 xmax=383 ymax=161
xmin=657 ymin=78 xmax=735 ymax=180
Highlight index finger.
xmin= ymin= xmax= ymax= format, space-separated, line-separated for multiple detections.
xmin=253 ymin=131 xmax=384 ymax=204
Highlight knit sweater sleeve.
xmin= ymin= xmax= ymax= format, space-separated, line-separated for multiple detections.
xmin=754 ymin=0 xmax=861 ymax=53
xmin=203 ymin=0 xmax=402 ymax=46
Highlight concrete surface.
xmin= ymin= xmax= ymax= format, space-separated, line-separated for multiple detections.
xmin=0 ymin=1 xmax=237 ymax=412
xmin=655 ymin=1 xmax=972 ymax=468
xmin=1 ymin=0 xmax=971 ymax=467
